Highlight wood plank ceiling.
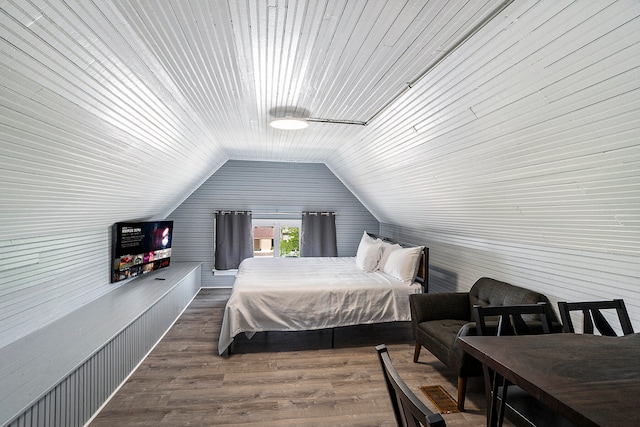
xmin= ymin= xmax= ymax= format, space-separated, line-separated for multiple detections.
xmin=0 ymin=0 xmax=509 ymax=234
xmin=110 ymin=0 xmax=507 ymax=159
xmin=1 ymin=0 xmax=639 ymax=258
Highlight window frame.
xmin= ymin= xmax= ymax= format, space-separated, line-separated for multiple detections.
xmin=252 ymin=218 xmax=301 ymax=258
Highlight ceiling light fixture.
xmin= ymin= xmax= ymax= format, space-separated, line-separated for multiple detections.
xmin=269 ymin=116 xmax=309 ymax=130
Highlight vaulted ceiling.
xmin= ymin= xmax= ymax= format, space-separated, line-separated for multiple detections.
xmin=111 ymin=0 xmax=505 ymax=152
xmin=2 ymin=0 xmax=639 ymax=255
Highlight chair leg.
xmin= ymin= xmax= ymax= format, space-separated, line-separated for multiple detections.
xmin=497 ymin=379 xmax=509 ymax=427
xmin=413 ymin=341 xmax=421 ymax=363
xmin=457 ymin=376 xmax=467 ymax=411
xmin=489 ymin=372 xmax=501 ymax=427
xmin=482 ymin=365 xmax=494 ymax=425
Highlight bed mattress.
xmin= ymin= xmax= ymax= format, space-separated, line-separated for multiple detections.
xmin=218 ymin=256 xmax=422 ymax=354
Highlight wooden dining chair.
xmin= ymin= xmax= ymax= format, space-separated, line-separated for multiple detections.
xmin=557 ymin=299 xmax=634 ymax=336
xmin=473 ymin=303 xmax=575 ymax=427
xmin=375 ymin=344 xmax=446 ymax=427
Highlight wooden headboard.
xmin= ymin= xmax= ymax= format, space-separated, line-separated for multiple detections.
xmin=367 ymin=233 xmax=430 ymax=293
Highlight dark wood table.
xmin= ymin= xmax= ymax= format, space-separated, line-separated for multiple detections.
xmin=457 ymin=333 xmax=640 ymax=427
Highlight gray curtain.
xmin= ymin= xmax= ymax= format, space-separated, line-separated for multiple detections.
xmin=300 ymin=211 xmax=337 ymax=257
xmin=215 ymin=211 xmax=253 ymax=269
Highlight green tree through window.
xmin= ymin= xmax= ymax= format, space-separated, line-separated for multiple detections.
xmin=279 ymin=227 xmax=299 ymax=257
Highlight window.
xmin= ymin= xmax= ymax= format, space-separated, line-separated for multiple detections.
xmin=252 ymin=219 xmax=301 ymax=258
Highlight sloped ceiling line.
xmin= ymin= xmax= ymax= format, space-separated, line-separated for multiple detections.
xmin=298 ymin=0 xmax=515 ymax=127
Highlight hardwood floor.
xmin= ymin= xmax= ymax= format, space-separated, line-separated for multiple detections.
xmin=89 ymin=288 xmax=497 ymax=426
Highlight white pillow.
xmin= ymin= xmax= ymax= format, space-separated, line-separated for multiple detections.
xmin=377 ymin=242 xmax=402 ymax=271
xmin=355 ymin=232 xmax=382 ymax=271
xmin=383 ymin=246 xmax=424 ymax=283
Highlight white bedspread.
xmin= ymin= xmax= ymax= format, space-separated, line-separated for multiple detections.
xmin=218 ymin=256 xmax=422 ymax=354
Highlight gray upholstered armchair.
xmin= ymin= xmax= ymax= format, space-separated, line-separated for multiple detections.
xmin=409 ymin=277 xmax=558 ymax=411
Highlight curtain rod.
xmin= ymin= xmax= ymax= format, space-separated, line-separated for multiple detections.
xmin=257 ymin=211 xmax=335 ymax=215
xmin=213 ymin=210 xmax=251 ymax=215
xmin=213 ymin=211 xmax=336 ymax=215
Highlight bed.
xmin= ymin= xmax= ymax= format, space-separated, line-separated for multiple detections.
xmin=217 ymin=232 xmax=429 ymax=355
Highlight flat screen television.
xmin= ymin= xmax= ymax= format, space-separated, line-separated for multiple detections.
xmin=111 ymin=220 xmax=173 ymax=283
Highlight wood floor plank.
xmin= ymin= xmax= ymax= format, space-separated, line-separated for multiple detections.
xmin=89 ymin=288 xmax=500 ymax=426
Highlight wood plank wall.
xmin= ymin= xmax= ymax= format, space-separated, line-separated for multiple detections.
xmin=1 ymin=0 xmax=638 ymax=353
xmin=324 ymin=0 xmax=640 ymax=332
xmin=330 ymin=0 xmax=640 ymax=258
xmin=381 ymin=223 xmax=640 ymax=335
xmin=168 ymin=160 xmax=379 ymax=287
xmin=0 ymin=0 xmax=225 ymax=350
xmin=0 ymin=227 xmax=116 ymax=350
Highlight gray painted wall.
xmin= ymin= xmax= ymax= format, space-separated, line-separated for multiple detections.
xmin=168 ymin=160 xmax=379 ymax=287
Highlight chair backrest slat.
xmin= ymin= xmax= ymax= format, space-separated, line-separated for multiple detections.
xmin=473 ymin=302 xmax=553 ymax=337
xmin=558 ymin=299 xmax=634 ymax=336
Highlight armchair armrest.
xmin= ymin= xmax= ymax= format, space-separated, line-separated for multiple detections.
xmin=409 ymin=292 xmax=471 ymax=323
